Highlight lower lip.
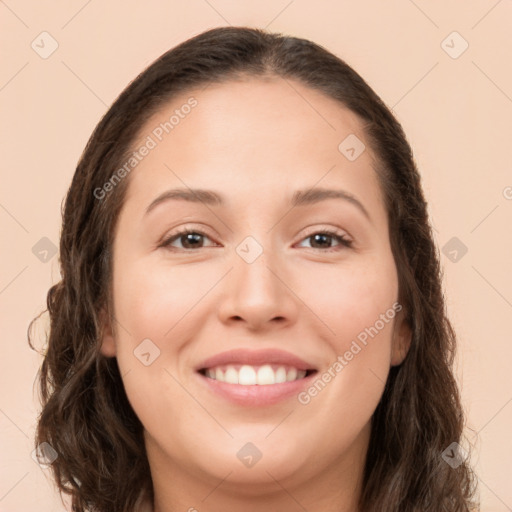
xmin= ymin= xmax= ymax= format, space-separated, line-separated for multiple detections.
xmin=196 ymin=371 xmax=317 ymax=406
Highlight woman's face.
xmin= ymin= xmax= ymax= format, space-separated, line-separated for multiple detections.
xmin=100 ymin=77 xmax=411 ymax=504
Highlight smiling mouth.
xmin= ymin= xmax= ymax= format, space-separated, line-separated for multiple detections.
xmin=198 ymin=364 xmax=317 ymax=385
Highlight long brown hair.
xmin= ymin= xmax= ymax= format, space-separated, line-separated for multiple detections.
xmin=28 ymin=26 xmax=479 ymax=511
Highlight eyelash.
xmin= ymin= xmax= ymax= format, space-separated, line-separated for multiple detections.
xmin=159 ymin=227 xmax=353 ymax=253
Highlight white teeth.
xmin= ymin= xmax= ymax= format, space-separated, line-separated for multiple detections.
xmin=287 ymin=367 xmax=297 ymax=381
xmin=224 ymin=366 xmax=239 ymax=384
xmin=256 ymin=365 xmax=275 ymax=385
xmin=275 ymin=366 xmax=287 ymax=383
xmin=204 ymin=364 xmax=309 ymax=385
xmin=238 ymin=365 xmax=256 ymax=385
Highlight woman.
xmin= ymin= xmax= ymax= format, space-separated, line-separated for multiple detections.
xmin=29 ymin=26 xmax=479 ymax=511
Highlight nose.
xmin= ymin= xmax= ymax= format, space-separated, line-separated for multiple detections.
xmin=217 ymin=246 xmax=299 ymax=332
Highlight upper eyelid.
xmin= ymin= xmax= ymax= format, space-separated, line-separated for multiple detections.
xmin=161 ymin=225 xmax=217 ymax=243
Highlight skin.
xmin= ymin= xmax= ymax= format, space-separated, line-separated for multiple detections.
xmin=100 ymin=76 xmax=412 ymax=512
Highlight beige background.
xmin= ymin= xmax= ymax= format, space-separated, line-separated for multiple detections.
xmin=1 ymin=1 xmax=511 ymax=510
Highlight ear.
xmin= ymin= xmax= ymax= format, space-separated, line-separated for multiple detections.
xmin=390 ymin=310 xmax=412 ymax=367
xmin=98 ymin=306 xmax=117 ymax=357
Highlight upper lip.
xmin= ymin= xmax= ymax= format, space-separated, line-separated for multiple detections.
xmin=196 ymin=348 xmax=317 ymax=372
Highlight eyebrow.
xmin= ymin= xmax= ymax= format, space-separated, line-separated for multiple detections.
xmin=144 ymin=186 xmax=371 ymax=221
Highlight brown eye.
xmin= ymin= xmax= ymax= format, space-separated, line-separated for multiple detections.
xmin=297 ymin=230 xmax=352 ymax=252
xmin=160 ymin=230 xmax=217 ymax=250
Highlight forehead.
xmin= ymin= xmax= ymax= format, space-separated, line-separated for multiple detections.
xmin=121 ymin=76 xmax=386 ymax=223
xmin=134 ymin=76 xmax=369 ymax=157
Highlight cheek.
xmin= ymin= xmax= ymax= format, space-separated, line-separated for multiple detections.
xmin=296 ymin=255 xmax=398 ymax=411
xmin=298 ymin=254 xmax=399 ymax=340
xmin=111 ymin=258 xmax=221 ymax=388
xmin=109 ymin=261 xmax=200 ymax=444
xmin=113 ymin=259 xmax=193 ymax=339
